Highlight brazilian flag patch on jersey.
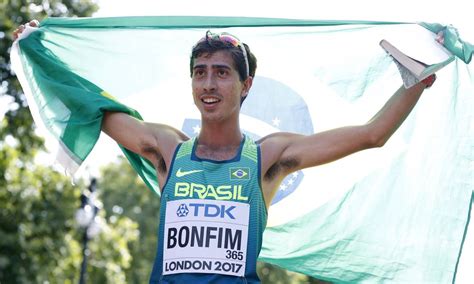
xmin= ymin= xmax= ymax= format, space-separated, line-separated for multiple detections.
xmin=230 ymin=167 xmax=250 ymax=180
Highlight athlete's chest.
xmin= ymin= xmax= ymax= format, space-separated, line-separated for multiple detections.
xmin=167 ymin=161 xmax=253 ymax=202
xmin=162 ymin=136 xmax=259 ymax=201
xmin=194 ymin=144 xmax=241 ymax=161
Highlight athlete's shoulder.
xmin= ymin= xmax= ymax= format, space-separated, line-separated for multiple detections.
xmin=146 ymin=122 xmax=190 ymax=141
xmin=257 ymin=132 xmax=301 ymax=171
xmin=139 ymin=123 xmax=190 ymax=169
xmin=257 ymin=131 xmax=301 ymax=147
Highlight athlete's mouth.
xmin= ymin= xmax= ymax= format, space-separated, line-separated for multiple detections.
xmin=201 ymin=97 xmax=221 ymax=105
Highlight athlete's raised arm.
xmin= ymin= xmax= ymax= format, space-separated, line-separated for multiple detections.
xmin=13 ymin=21 xmax=187 ymax=179
xmin=259 ymin=78 xmax=435 ymax=201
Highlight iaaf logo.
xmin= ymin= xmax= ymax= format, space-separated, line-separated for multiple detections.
xmin=176 ymin=203 xmax=236 ymax=219
xmin=181 ymin=76 xmax=313 ymax=205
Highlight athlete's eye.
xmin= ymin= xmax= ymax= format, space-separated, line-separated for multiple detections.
xmin=193 ymin=69 xmax=205 ymax=77
xmin=217 ymin=69 xmax=228 ymax=77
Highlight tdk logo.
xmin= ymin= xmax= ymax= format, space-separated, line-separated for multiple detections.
xmin=187 ymin=203 xmax=236 ymax=219
xmin=176 ymin=204 xmax=189 ymax=217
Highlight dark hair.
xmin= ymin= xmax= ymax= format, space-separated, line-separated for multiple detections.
xmin=190 ymin=36 xmax=257 ymax=82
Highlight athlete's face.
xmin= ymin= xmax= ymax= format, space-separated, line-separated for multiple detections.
xmin=192 ymin=50 xmax=252 ymax=122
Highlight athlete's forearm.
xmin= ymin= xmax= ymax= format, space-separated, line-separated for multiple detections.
xmin=367 ymin=82 xmax=427 ymax=146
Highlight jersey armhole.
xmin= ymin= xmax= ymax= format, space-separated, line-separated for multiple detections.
xmin=160 ymin=142 xmax=184 ymax=194
xmin=257 ymin=144 xmax=269 ymax=218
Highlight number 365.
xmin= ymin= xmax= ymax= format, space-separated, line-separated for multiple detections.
xmin=225 ymin=250 xmax=243 ymax=260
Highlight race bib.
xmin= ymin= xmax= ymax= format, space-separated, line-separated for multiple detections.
xmin=163 ymin=199 xmax=250 ymax=277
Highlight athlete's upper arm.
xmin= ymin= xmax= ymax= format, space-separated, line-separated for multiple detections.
xmin=261 ymin=125 xmax=375 ymax=178
xmin=102 ymin=112 xmax=187 ymax=165
xmin=286 ymin=125 xmax=375 ymax=171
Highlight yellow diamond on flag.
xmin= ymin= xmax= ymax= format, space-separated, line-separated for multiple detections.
xmin=100 ymin=91 xmax=117 ymax=101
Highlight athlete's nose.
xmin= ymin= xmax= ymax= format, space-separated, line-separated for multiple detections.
xmin=203 ymin=74 xmax=217 ymax=93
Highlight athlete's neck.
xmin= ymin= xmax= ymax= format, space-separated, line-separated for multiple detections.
xmin=198 ymin=120 xmax=242 ymax=149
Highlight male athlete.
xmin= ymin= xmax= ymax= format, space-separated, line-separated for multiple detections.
xmin=14 ymin=22 xmax=436 ymax=283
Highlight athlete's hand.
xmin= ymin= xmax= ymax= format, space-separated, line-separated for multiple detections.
xmin=435 ymin=31 xmax=445 ymax=45
xmin=421 ymin=74 xmax=436 ymax=88
xmin=12 ymin=20 xmax=40 ymax=41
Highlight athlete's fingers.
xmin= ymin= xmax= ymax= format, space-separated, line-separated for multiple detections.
xmin=12 ymin=20 xmax=39 ymax=41
xmin=436 ymin=31 xmax=444 ymax=45
xmin=29 ymin=19 xmax=40 ymax=27
xmin=12 ymin=25 xmax=25 ymax=40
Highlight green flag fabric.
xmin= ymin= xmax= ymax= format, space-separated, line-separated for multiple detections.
xmin=11 ymin=17 xmax=474 ymax=282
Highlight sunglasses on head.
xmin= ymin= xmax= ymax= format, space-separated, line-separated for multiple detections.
xmin=195 ymin=31 xmax=250 ymax=78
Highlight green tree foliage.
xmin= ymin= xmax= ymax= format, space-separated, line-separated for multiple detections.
xmin=86 ymin=215 xmax=140 ymax=283
xmin=0 ymin=146 xmax=140 ymax=283
xmin=0 ymin=0 xmax=99 ymax=155
xmin=99 ymin=157 xmax=161 ymax=283
xmin=0 ymin=1 xmax=141 ymax=283
xmin=0 ymin=144 xmax=83 ymax=282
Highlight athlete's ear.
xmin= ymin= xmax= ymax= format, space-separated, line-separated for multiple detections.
xmin=242 ymin=76 xmax=253 ymax=99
